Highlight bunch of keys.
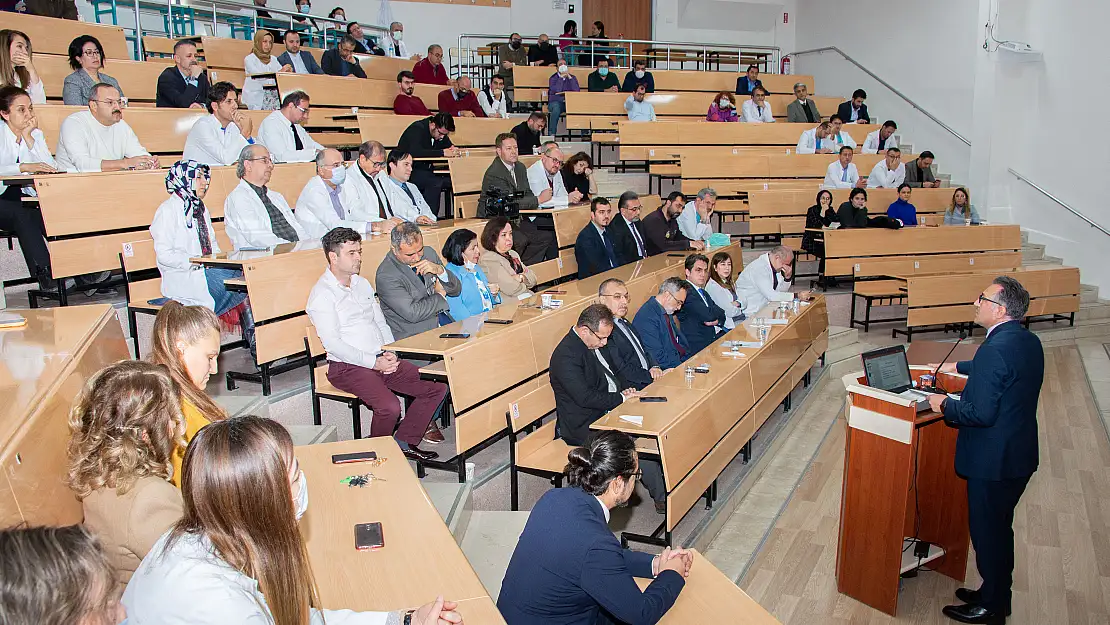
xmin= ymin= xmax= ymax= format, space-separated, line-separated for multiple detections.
xmin=341 ymin=472 xmax=386 ymax=488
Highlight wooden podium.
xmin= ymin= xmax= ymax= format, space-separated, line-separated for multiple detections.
xmin=835 ymin=342 xmax=977 ymax=616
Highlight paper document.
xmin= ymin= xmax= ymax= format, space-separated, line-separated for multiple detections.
xmin=619 ymin=415 xmax=644 ymax=426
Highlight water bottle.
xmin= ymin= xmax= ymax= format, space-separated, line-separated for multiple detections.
xmin=684 ymin=365 xmax=695 ymax=387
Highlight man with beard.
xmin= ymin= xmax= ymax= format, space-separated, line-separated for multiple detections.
xmin=393 ymin=70 xmax=431 ymax=115
xmin=640 ymin=192 xmax=705 ymax=255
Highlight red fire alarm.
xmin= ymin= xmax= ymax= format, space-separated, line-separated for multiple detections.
xmin=784 ymin=12 xmax=789 ymax=23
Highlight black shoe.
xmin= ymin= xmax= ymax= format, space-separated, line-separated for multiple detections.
xmin=654 ymin=500 xmax=667 ymax=515
xmin=403 ymin=446 xmax=439 ymax=462
xmin=955 ymin=588 xmax=981 ymax=605
xmin=942 ymin=603 xmax=1005 ymax=624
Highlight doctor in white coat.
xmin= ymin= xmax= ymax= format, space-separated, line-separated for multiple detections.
xmin=345 ymin=140 xmax=406 ymax=230
xmin=862 ymin=121 xmax=898 ymax=154
xmin=181 ymin=81 xmax=255 ymax=166
xmin=740 ymin=88 xmax=775 ymax=124
xmin=257 ymin=91 xmax=324 ymax=163
xmin=822 ymin=146 xmax=866 ymax=189
xmin=384 ymin=148 xmax=437 ymax=224
xmin=224 ymin=145 xmax=308 ymax=250
xmin=866 ymin=147 xmax=906 ymax=189
xmin=734 ymin=246 xmax=809 ymax=313
xmin=296 ymin=148 xmax=391 ymax=239
xmin=796 ymin=122 xmax=836 ymax=155
xmin=826 ymin=115 xmax=858 ymax=150
xmin=677 ymin=187 xmax=716 ymax=243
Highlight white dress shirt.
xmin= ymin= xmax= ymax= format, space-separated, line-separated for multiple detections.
xmin=822 ymin=161 xmax=860 ymax=189
xmin=257 ymin=110 xmax=324 ymax=163
xmin=150 ymin=194 xmax=221 ymax=309
xmin=705 ymin=278 xmax=744 ymax=329
xmin=867 ymin=160 xmax=906 ymax=188
xmin=14 ymin=76 xmax=46 ymax=104
xmin=386 ymin=37 xmax=410 ymax=59
xmin=182 ymin=114 xmax=252 ymax=166
xmin=734 ymin=252 xmax=793 ymax=314
xmin=123 ymin=531 xmax=392 ymax=625
xmin=618 ymin=214 xmax=646 ymax=259
xmin=0 ymin=123 xmax=55 ymax=195
xmin=295 ymin=175 xmax=371 ymax=238
xmin=795 ymin=128 xmax=833 ymax=155
xmin=386 ymin=176 xmax=437 ymax=222
xmin=306 ymin=268 xmax=395 ymax=369
xmin=526 ymin=159 xmax=569 ymax=208
xmin=677 ymin=200 xmax=713 ymax=242
xmin=741 ymin=99 xmax=775 ymax=123
xmin=862 ymin=129 xmax=896 ymax=154
xmin=242 ymin=53 xmax=283 ymax=110
xmin=288 ymin=51 xmax=309 ymax=74
xmin=346 ymin=164 xmax=396 ymax=222
xmin=624 ymin=96 xmax=656 ymax=121
xmin=55 ymin=110 xmax=150 ymax=172
xmin=477 ymin=90 xmax=510 ymax=118
xmin=223 ymin=178 xmax=308 ymax=249
xmin=828 ymin=131 xmax=858 ymax=150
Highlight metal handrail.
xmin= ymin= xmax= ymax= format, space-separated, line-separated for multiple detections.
xmin=786 ymin=46 xmax=971 ymax=147
xmin=1008 ymin=168 xmax=1110 ymax=238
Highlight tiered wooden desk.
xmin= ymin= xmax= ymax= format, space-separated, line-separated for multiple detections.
xmin=822 ymin=224 xmax=1024 ymax=280
xmin=644 ymin=550 xmax=782 ymax=624
xmin=565 ymin=91 xmax=842 ymax=131
xmin=276 ymin=73 xmax=443 ymax=115
xmin=3 ymin=12 xmax=129 ymax=59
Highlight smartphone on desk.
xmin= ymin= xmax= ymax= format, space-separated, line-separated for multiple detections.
xmin=639 ymin=396 xmax=668 ymax=403
xmin=546 ymin=290 xmax=567 ymax=294
xmin=439 ymin=333 xmax=470 ymax=339
xmin=666 ymin=253 xmax=686 ymax=257
xmin=485 ymin=319 xmax=513 ymax=325
xmin=355 ymin=522 xmax=385 ymax=551
xmin=332 ymin=451 xmax=377 ymax=464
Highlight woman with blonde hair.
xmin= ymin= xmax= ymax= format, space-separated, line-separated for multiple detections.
xmin=944 ymin=186 xmax=981 ymax=225
xmin=706 ymin=91 xmax=738 ymax=122
xmin=242 ymin=29 xmax=292 ymax=110
xmin=149 ymin=300 xmax=229 ymax=486
xmin=66 ymin=360 xmax=186 ymax=587
xmin=704 ymin=251 xmax=744 ymax=328
xmin=123 ymin=415 xmax=463 ymax=625
xmin=0 ymin=30 xmax=45 ymax=104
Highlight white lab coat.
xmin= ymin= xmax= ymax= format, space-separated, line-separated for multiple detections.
xmin=55 ymin=110 xmax=150 ymax=172
xmin=526 ymin=159 xmax=569 ymax=208
xmin=740 ymin=99 xmax=775 ymax=123
xmin=242 ymin=53 xmax=283 ymax=110
xmin=795 ymin=128 xmax=835 ymax=155
xmin=386 ymin=37 xmax=410 ymax=59
xmin=822 ymin=161 xmax=860 ymax=189
xmin=677 ymin=200 xmax=713 ymax=242
xmin=478 ymin=90 xmax=510 ymax=118
xmin=345 ymin=163 xmax=397 ymax=222
xmin=150 ymin=194 xmax=220 ymax=309
xmin=862 ymin=129 xmax=896 ymax=154
xmin=295 ymin=175 xmax=371 ymax=238
xmin=384 ymin=176 xmax=437 ymax=222
xmin=0 ymin=123 xmax=55 ymax=195
xmin=828 ymin=131 xmax=857 ymax=150
xmin=11 ymin=75 xmax=46 ymax=104
xmin=867 ymin=160 xmax=906 ymax=188
xmin=122 ymin=531 xmax=392 ymax=625
xmin=734 ymin=252 xmax=793 ymax=314
xmin=257 ymin=110 xmax=324 ymax=163
xmin=182 ymin=114 xmax=251 ymax=166
xmin=705 ymin=278 xmax=744 ymax=329
xmin=223 ymin=178 xmax=308 ymax=249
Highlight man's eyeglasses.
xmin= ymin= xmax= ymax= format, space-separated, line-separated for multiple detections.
xmin=94 ymin=99 xmax=124 ymax=107
xmin=295 ymin=105 xmax=310 ymax=114
xmin=543 ymin=155 xmax=563 ymax=166
xmin=82 ymin=49 xmax=102 ymax=57
xmin=978 ymin=294 xmax=1003 ymax=307
xmin=586 ymin=327 xmax=611 ymax=342
xmin=625 ymin=469 xmax=643 ymax=480
xmin=247 ymin=156 xmax=274 ymax=165
xmin=601 ymin=292 xmax=630 ymax=301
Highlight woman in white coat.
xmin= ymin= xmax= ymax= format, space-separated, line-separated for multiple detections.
xmin=704 ymin=251 xmax=745 ymax=329
xmin=242 ymin=30 xmax=292 ymax=110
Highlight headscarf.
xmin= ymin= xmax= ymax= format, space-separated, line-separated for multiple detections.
xmin=166 ymin=160 xmax=213 ymax=256
xmin=252 ymin=30 xmax=273 ymax=64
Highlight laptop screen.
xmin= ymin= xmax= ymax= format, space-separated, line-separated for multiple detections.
xmin=861 ymin=345 xmax=913 ymax=392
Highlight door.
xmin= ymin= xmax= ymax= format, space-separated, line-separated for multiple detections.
xmin=582 ymin=0 xmax=652 ymax=66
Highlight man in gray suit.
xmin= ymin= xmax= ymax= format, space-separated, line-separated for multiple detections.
xmin=476 ymin=132 xmax=557 ymax=265
xmin=375 ymin=222 xmax=462 ymax=341
xmin=278 ymin=30 xmax=324 ymax=75
xmin=786 ymin=82 xmax=821 ymax=124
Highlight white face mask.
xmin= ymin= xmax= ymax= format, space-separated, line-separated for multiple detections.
xmin=293 ymin=472 xmax=308 ymax=520
xmin=298 ymin=4 xmax=309 ymax=13
xmin=392 ymin=30 xmax=403 ymax=41
xmin=634 ymin=70 xmax=644 ymax=79
xmin=464 ymin=260 xmax=476 ymax=270
xmin=558 ymin=64 xmax=568 ymax=74
xmin=719 ymin=99 xmax=731 ymax=108
xmin=329 ymin=165 xmax=346 ymax=185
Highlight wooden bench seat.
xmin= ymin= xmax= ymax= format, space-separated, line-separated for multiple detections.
xmin=513 ymin=65 xmax=817 ymax=101
xmin=4 ymin=12 xmax=129 ymax=59
xmin=566 ymin=91 xmax=842 ymax=129
xmin=850 ymin=279 xmax=908 ymax=332
xmin=823 ymin=224 xmax=1024 ymax=279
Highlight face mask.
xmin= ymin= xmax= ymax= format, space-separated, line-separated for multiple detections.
xmin=464 ymin=260 xmax=476 ymax=270
xmin=293 ymin=472 xmax=308 ymax=520
xmin=330 ymin=165 xmax=346 ymax=185
xmin=598 ymin=67 xmax=609 ymax=76
xmin=719 ymin=99 xmax=731 ymax=108
xmin=634 ymin=70 xmax=645 ymax=79
xmin=392 ymin=30 xmax=403 ymax=41
xmin=298 ymin=4 xmax=309 ymax=13
xmin=558 ymin=64 xmax=568 ymax=74
xmin=511 ymin=40 xmax=522 ymax=49
xmin=539 ymin=41 xmax=549 ymax=48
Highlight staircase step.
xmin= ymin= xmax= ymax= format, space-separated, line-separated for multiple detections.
xmin=459 ymin=510 xmax=530 ymax=601
xmin=1021 ymin=230 xmax=1030 ymax=244
xmin=1021 ymin=243 xmax=1046 ymax=262
xmin=1078 ymin=300 xmax=1110 ymax=322
xmin=1081 ymin=284 xmax=1100 ymax=304
xmin=424 ymin=482 xmax=474 ymax=542
xmin=828 ymin=325 xmax=858 ymax=351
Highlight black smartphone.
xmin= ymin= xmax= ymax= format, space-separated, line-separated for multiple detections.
xmin=485 ymin=319 xmax=514 ymax=325
xmin=439 ymin=333 xmax=471 ymax=339
xmin=639 ymin=396 xmax=668 ymax=403
xmin=546 ymin=290 xmax=567 ymax=294
xmin=666 ymin=253 xmax=686 ymax=257
xmin=354 ymin=522 xmax=385 ymax=551
xmin=332 ymin=451 xmax=378 ymax=464
xmin=694 ymin=365 xmax=710 ymax=374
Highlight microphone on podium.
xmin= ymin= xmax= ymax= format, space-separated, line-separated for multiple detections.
xmin=921 ymin=329 xmax=968 ymax=393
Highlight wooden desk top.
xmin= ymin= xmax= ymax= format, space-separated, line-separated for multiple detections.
xmin=296 ymin=437 xmax=491 ymax=612
xmin=638 ymin=551 xmax=780 ymax=625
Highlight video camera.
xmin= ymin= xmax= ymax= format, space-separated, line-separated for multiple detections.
xmin=482 ymin=187 xmax=528 ymax=219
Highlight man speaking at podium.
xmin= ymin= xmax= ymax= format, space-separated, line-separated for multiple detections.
xmin=926 ymin=276 xmax=1043 ymax=625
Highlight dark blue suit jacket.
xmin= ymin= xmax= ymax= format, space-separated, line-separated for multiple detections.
xmin=942 ymin=320 xmax=1043 ymax=481
xmin=602 ymin=317 xmax=659 ymax=390
xmin=632 ymin=297 xmax=689 ymax=370
xmin=675 ymin=285 xmax=726 ymax=355
xmin=277 ymin=50 xmax=324 ymax=75
xmin=736 ymin=76 xmax=763 ymax=96
xmin=575 ymin=224 xmax=619 ymax=279
xmin=836 ymin=100 xmax=871 ymax=124
xmin=498 ymin=487 xmax=685 ymax=625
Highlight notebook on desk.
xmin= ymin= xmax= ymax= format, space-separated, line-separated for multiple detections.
xmin=861 ymin=345 xmax=930 ymax=412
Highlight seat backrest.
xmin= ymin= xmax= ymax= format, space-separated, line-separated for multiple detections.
xmin=306 ymin=324 xmax=326 ymax=359
xmin=4 ymin=12 xmax=129 ymax=59
xmin=120 ymin=239 xmax=161 ymax=306
xmin=506 ymin=374 xmax=555 ymax=434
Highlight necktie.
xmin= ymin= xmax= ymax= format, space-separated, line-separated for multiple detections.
xmin=665 ymin=314 xmax=686 ymax=359
xmin=400 ymin=183 xmax=418 ymax=207
xmin=815 ymin=136 xmax=821 ymax=150
xmin=841 ymin=166 xmax=848 ymax=182
xmin=629 ymin=220 xmax=645 ymax=257
xmin=601 ymin=228 xmax=616 ymax=268
xmin=757 ymin=105 xmax=763 ymax=117
xmin=696 ymin=287 xmax=709 ymax=306
xmin=291 ymin=123 xmax=304 ymax=151
xmin=257 ymin=187 xmax=299 ymax=242
xmin=617 ymin=319 xmax=649 ymax=369
xmin=328 ymin=185 xmax=345 ymax=219
xmin=371 ymin=177 xmax=393 ymax=218
xmin=594 ymin=349 xmax=619 ymax=392
xmin=803 ymin=101 xmax=816 ymax=123
xmin=508 ymin=166 xmax=517 ymax=186
xmin=772 ymin=268 xmax=779 ymax=290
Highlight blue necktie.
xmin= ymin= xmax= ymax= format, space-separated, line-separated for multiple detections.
xmin=401 ymin=183 xmax=417 ymax=206
xmin=841 ymin=167 xmax=848 ymax=182
xmin=601 ymin=228 xmax=616 ymax=268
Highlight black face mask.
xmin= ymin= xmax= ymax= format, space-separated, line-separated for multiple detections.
xmin=538 ymin=41 xmax=549 ymax=49
xmin=511 ymin=40 xmax=522 ymax=49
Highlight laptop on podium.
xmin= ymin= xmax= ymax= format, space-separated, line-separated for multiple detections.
xmin=860 ymin=345 xmax=930 ymax=411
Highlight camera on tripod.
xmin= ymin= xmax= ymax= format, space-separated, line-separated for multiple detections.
xmin=482 ymin=187 xmax=527 ymax=219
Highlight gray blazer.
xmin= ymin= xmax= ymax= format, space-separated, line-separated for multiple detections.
xmin=63 ymin=70 xmax=123 ymax=106
xmin=375 ymin=246 xmax=463 ymax=340
xmin=905 ymin=159 xmax=937 ymax=188
xmin=476 ymin=157 xmax=539 ymax=218
xmin=277 ymin=50 xmax=324 ymax=75
xmin=786 ymin=99 xmax=821 ymax=123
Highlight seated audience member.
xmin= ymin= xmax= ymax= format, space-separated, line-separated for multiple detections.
xmin=528 ymin=33 xmax=559 ymax=67
xmin=479 ymin=216 xmax=538 ymax=298
xmin=0 ymin=525 xmax=125 ymax=625
xmin=63 ymin=35 xmax=124 ymax=106
xmin=413 ymin=44 xmax=449 ymax=85
xmin=823 ymin=146 xmax=866 ymax=189
xmin=66 ymin=360 xmax=185 ymax=587
xmin=707 ymin=91 xmax=739 ymax=122
xmin=242 ymin=30 xmax=290 ymax=110
xmin=224 ymin=145 xmax=308 ymax=248
xmin=622 ymin=59 xmax=654 ymax=93
xmin=801 ymin=189 xmax=836 ymax=275
xmin=796 ymin=121 xmax=836 ymax=155
xmin=547 ymin=59 xmax=580 ymax=131
xmin=393 ymin=70 xmax=431 ymax=115
xmin=0 ymin=30 xmax=45 ymax=104
xmin=836 ymin=187 xmax=898 ymax=230
xmin=736 ymin=64 xmax=763 ymax=95
xmin=384 ymin=21 xmax=415 ymax=59
xmin=863 ymin=120 xmax=898 ymax=154
xmin=561 ymin=151 xmax=597 ymax=199
xmin=676 ymin=253 xmax=726 ymax=353
xmin=438 ymin=75 xmax=485 ymax=117
xmin=257 ymin=90 xmax=324 ymax=163
xmin=307 ymin=229 xmax=447 ymax=457
xmin=826 ymin=115 xmax=858 ymax=149
xmin=182 ymin=81 xmax=254 ymax=166
xmin=906 ymin=150 xmax=941 ymax=188
xmin=249 ymin=0 xmax=272 ymax=18
xmin=292 ymin=0 xmax=319 ymax=30
xmin=678 ymin=187 xmax=716 ymax=243
xmin=741 ymin=87 xmax=775 ymax=123
xmin=329 ymin=7 xmax=346 ymax=20
xmin=295 ymin=148 xmax=374 ymax=237
xmin=278 ymin=29 xmax=323 ymax=74
xmin=598 ymin=277 xmax=663 ymax=389
xmin=346 ymin=22 xmax=385 ymax=56
xmin=123 ymin=416 xmax=459 ymax=621
xmin=442 ymin=228 xmax=500 ymax=321
xmin=384 ymin=148 xmax=438 ymax=224
xmin=945 ymin=187 xmax=981 ymax=225
xmin=625 ymin=83 xmax=656 ymax=121
xmin=321 ymin=35 xmax=367 ymax=78
xmin=867 ymin=147 xmax=905 ymax=189
xmin=574 ymin=197 xmax=620 ymax=278
xmin=498 ymin=430 xmax=689 ymax=624
xmin=397 ymin=112 xmax=458 ymax=210
xmin=587 ymin=58 xmax=620 ymax=92
xmin=375 ymin=221 xmax=462 ymax=341
xmin=345 ymin=140 xmax=404 ymax=229
xmin=0 ymin=85 xmax=56 ymax=290
xmin=55 ymin=83 xmax=156 ymax=172
xmin=609 ymin=191 xmax=648 ymax=264
xmin=511 ymin=111 xmax=546 ymax=156
xmin=528 ymin=141 xmax=580 ymax=207
xmin=786 ymin=82 xmax=821 ymax=123
xmin=705 ymin=251 xmax=745 ymax=329
xmin=497 ymin=33 xmax=527 ymax=97
xmin=838 ymin=89 xmax=870 ymax=123
xmin=887 ymin=183 xmax=918 ymax=226
xmin=642 ymin=192 xmax=704 ymax=255
xmin=479 ymin=74 xmax=511 ymax=118
xmin=735 ymin=245 xmax=808 ymax=313
xmin=156 ymin=40 xmax=209 ymax=108
xmin=558 ymin=20 xmax=579 ymax=54
xmin=477 ymin=132 xmax=557 ymax=264
xmin=632 ymin=277 xmax=691 ymax=370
